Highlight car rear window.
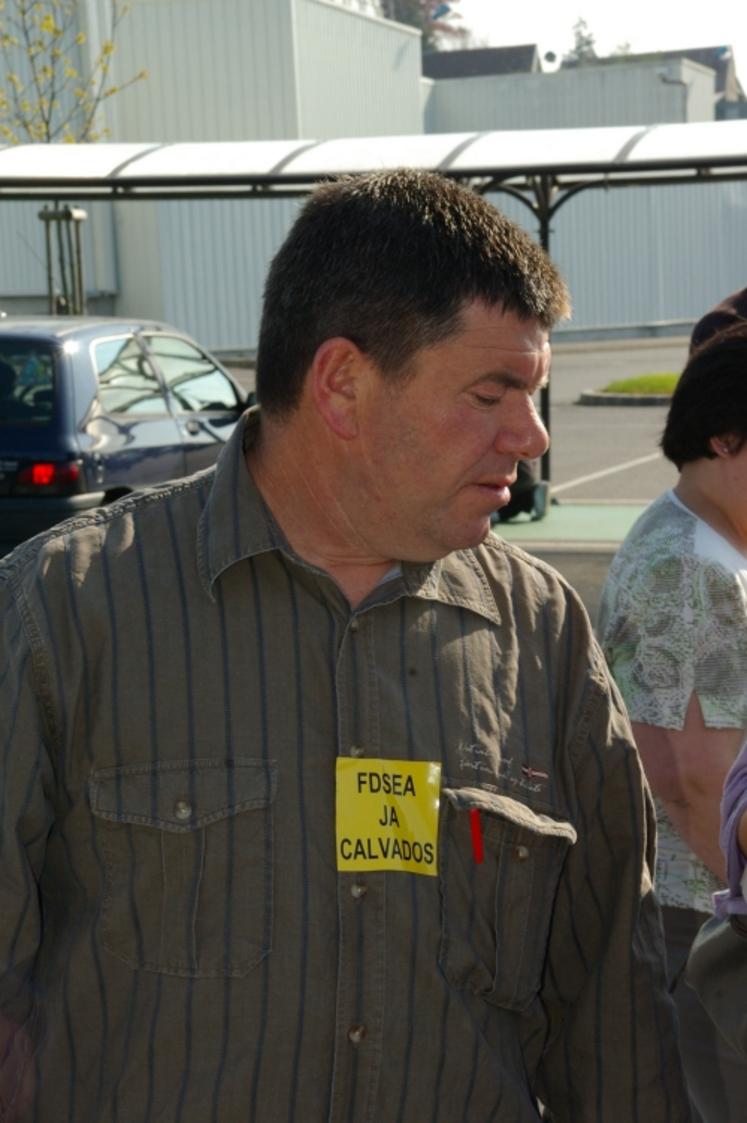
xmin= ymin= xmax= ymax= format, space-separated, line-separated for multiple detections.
xmin=0 ymin=343 xmax=56 ymax=426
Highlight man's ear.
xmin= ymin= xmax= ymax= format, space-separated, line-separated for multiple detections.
xmin=709 ymin=432 xmax=740 ymax=458
xmin=309 ymin=337 xmax=366 ymax=439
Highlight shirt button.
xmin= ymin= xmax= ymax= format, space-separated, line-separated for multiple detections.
xmin=350 ymin=745 xmax=365 ymax=758
xmin=351 ymin=882 xmax=368 ymax=900
xmin=514 ymin=844 xmax=530 ymax=861
xmin=174 ymin=800 xmax=193 ymax=821
xmin=349 ymin=618 xmax=360 ymax=632
xmin=348 ymin=1024 xmax=366 ymax=1046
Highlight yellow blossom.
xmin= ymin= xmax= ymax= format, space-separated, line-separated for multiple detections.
xmin=38 ymin=13 xmax=60 ymax=35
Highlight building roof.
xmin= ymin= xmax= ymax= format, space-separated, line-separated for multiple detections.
xmin=659 ymin=47 xmax=743 ymax=99
xmin=422 ymin=45 xmax=539 ymax=80
xmin=563 ymin=46 xmax=744 ymax=101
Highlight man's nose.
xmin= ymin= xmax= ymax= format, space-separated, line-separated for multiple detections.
xmin=495 ymin=398 xmax=549 ymax=460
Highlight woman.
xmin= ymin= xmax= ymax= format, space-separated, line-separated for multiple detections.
xmin=597 ymin=320 xmax=747 ymax=1121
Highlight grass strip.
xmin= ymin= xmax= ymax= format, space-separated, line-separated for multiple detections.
xmin=600 ymin=372 xmax=678 ymax=395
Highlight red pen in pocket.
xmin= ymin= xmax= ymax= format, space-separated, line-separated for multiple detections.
xmin=469 ymin=807 xmax=484 ymax=864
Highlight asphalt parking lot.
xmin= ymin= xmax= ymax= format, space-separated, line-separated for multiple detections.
xmin=545 ymin=335 xmax=687 ymax=502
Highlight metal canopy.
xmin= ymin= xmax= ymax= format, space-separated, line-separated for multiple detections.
xmin=3 ymin=120 xmax=746 ymax=484
xmin=0 ymin=121 xmax=746 ymax=200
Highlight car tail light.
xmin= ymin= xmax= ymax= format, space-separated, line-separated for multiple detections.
xmin=15 ymin=460 xmax=82 ymax=495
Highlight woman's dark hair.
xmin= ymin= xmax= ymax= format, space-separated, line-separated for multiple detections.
xmin=661 ymin=321 xmax=747 ymax=468
xmin=689 ymin=286 xmax=747 ymax=352
xmin=255 ymin=168 xmax=570 ymax=417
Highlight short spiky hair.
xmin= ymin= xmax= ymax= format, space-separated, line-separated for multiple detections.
xmin=256 ymin=169 xmax=570 ymax=416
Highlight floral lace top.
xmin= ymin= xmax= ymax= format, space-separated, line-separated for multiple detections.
xmin=597 ymin=490 xmax=747 ymax=912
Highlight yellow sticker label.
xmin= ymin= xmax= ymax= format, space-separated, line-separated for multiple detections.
xmin=336 ymin=757 xmax=442 ymax=876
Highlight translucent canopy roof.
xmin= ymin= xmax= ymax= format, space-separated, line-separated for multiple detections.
xmin=1 ymin=120 xmax=745 ymax=200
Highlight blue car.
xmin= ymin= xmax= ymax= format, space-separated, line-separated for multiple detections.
xmin=0 ymin=316 xmax=253 ymax=553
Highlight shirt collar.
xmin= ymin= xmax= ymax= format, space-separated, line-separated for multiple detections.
xmin=197 ymin=409 xmax=501 ymax=626
xmin=197 ymin=409 xmax=280 ymax=595
xmin=401 ymin=553 xmax=501 ymax=626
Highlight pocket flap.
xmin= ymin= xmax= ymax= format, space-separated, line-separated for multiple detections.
xmin=442 ymin=786 xmax=577 ymax=846
xmin=89 ymin=758 xmax=277 ymax=831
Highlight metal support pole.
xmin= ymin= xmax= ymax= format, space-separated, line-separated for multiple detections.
xmin=72 ymin=208 xmax=86 ymax=314
xmin=38 ymin=206 xmax=88 ymax=315
xmin=64 ymin=215 xmax=76 ymax=311
xmin=40 ymin=206 xmax=54 ymax=314
xmin=536 ymin=178 xmax=553 ymax=485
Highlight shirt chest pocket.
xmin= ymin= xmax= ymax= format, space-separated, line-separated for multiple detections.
xmin=89 ymin=758 xmax=276 ymax=978
xmin=438 ymin=786 xmax=577 ymax=1011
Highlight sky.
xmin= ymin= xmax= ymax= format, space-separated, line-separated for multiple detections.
xmin=455 ymin=0 xmax=747 ymax=90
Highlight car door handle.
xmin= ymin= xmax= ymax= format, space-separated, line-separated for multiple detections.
xmin=183 ymin=419 xmax=200 ymax=435
xmin=91 ymin=453 xmax=105 ymax=485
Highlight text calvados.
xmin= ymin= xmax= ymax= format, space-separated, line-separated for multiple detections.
xmin=336 ymin=757 xmax=442 ymax=876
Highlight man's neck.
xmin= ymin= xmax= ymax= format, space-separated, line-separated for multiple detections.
xmin=245 ymin=419 xmax=398 ymax=607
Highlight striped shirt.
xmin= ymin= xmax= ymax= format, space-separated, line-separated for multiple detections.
xmin=0 ymin=411 xmax=690 ymax=1122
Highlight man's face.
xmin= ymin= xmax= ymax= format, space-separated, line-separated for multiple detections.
xmin=352 ymin=300 xmax=551 ymax=563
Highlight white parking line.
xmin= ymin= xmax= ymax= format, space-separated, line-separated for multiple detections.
xmin=552 ymin=452 xmax=662 ymax=495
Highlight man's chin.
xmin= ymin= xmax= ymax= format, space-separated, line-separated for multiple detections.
xmin=392 ymin=509 xmax=497 ymax=564
xmin=396 ymin=524 xmax=491 ymax=565
xmin=443 ymin=517 xmax=494 ymax=554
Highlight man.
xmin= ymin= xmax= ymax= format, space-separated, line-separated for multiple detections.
xmin=0 ymin=170 xmax=690 ymax=1121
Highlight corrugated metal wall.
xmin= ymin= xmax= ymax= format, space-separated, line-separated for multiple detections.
xmin=111 ymin=200 xmax=165 ymax=323
xmin=488 ymin=181 xmax=747 ymax=335
xmin=551 ymin=184 xmax=747 ymax=329
xmin=0 ymin=203 xmax=60 ymax=299
xmin=154 ymin=196 xmax=302 ymax=350
xmin=107 ymin=0 xmax=299 ymax=141
xmin=295 ymin=0 xmax=422 ymax=137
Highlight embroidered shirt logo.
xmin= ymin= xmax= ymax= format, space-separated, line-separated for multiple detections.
xmin=456 ymin=743 xmax=550 ymax=794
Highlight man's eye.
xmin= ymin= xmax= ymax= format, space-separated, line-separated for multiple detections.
xmin=473 ymin=393 xmax=502 ymax=407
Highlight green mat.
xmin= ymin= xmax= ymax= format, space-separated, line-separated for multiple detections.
xmin=493 ymin=502 xmax=647 ymax=545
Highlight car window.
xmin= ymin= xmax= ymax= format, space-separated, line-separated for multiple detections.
xmin=93 ymin=336 xmax=170 ymax=416
xmin=0 ymin=343 xmax=56 ymax=426
xmin=145 ymin=335 xmax=241 ymax=412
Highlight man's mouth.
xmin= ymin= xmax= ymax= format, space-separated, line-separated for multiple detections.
xmin=474 ymin=479 xmax=514 ymax=506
